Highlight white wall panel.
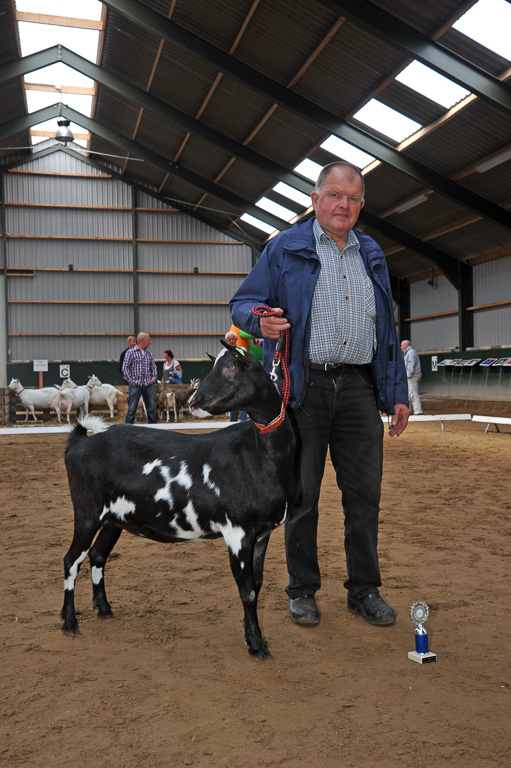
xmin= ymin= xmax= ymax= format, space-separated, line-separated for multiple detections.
xmin=410 ymin=275 xmax=457 ymax=317
xmin=137 ymin=242 xmax=251 ymax=271
xmin=473 ymin=256 xmax=511 ymax=305
xmin=473 ymin=306 xmax=511 ymax=348
xmin=6 ymin=239 xmax=132 ymax=270
xmin=409 ymin=315 xmax=459 ymax=352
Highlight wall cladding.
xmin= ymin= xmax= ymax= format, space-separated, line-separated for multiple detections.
xmin=408 ymin=255 xmax=511 ymax=352
xmin=3 ymin=150 xmax=252 ymax=363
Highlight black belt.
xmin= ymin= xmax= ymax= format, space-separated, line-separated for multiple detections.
xmin=309 ymin=362 xmax=368 ymax=372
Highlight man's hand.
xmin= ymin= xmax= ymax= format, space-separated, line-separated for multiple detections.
xmin=388 ymin=403 xmax=409 ymax=437
xmin=259 ymin=307 xmax=291 ymax=339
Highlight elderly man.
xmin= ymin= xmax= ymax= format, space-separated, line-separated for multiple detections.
xmin=122 ymin=332 xmax=158 ymax=424
xmin=230 ymin=161 xmax=409 ymax=628
xmin=401 ymin=340 xmax=423 ymax=415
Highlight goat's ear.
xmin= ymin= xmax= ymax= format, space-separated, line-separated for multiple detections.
xmin=220 ymin=338 xmax=246 ymax=359
xmin=207 ymin=353 xmax=216 ymax=362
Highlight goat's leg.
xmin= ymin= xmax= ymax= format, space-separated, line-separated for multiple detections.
xmin=228 ymin=537 xmax=272 ymax=661
xmin=88 ymin=525 xmax=122 ymax=617
xmin=252 ymin=531 xmax=271 ymax=602
xmin=61 ymin=523 xmax=100 ymax=634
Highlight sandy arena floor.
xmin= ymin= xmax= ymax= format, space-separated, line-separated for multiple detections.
xmin=1 ymin=400 xmax=510 ymax=767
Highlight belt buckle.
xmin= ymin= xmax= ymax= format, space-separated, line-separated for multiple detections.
xmin=324 ymin=362 xmax=336 ymax=372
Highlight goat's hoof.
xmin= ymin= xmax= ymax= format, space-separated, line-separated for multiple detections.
xmin=61 ymin=621 xmax=80 ymax=635
xmin=248 ymin=644 xmax=272 ymax=662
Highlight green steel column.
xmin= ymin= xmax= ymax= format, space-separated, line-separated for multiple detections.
xmin=131 ymin=187 xmax=139 ymax=336
xmin=1 ymin=170 xmax=9 ymax=364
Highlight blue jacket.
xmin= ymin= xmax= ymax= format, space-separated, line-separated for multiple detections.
xmin=230 ymin=217 xmax=408 ymax=414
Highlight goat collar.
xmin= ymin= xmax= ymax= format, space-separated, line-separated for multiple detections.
xmin=254 ymin=403 xmax=285 ymax=434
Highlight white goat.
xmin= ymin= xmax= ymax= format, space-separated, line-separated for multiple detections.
xmin=83 ymin=375 xmax=124 ymax=418
xmin=8 ymin=378 xmax=63 ymax=423
xmin=59 ymin=377 xmax=97 ymax=423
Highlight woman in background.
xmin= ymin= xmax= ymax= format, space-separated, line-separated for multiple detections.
xmin=162 ymin=349 xmax=183 ymax=383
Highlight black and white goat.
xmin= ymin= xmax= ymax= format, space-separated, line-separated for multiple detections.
xmin=61 ymin=341 xmax=297 ymax=660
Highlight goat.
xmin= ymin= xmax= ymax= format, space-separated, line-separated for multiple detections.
xmin=61 ymin=374 xmax=124 ymax=419
xmin=8 ymin=378 xmax=63 ymax=422
xmin=61 ymin=341 xmax=297 ymax=660
xmin=166 ymin=379 xmax=200 ymax=421
xmin=154 ymin=381 xmax=174 ymax=422
xmin=59 ymin=377 xmax=97 ymax=423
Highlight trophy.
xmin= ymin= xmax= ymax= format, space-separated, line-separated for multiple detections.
xmin=408 ymin=600 xmax=437 ymax=664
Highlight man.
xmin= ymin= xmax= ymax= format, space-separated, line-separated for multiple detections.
xmin=401 ymin=340 xmax=423 ymax=415
xmin=230 ymin=161 xmax=409 ymax=628
xmin=119 ymin=335 xmax=137 ymax=383
xmin=122 ymin=332 xmax=158 ymax=424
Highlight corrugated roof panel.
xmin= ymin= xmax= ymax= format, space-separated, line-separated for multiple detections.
xmin=294 ymin=21 xmax=402 ymax=116
xmin=101 ymin=8 xmax=162 ymax=90
xmin=377 ymin=82 xmax=446 ymax=127
xmin=232 ymin=0 xmax=340 ymax=86
xmin=170 ymin=0 xmax=257 ymax=54
xmin=432 ymin=217 xmax=511 ymax=260
xmin=369 ymin=0 xmax=464 ymax=35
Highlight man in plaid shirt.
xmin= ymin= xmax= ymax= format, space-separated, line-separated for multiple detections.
xmin=121 ymin=332 xmax=158 ymax=424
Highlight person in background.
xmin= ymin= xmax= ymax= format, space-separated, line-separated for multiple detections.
xmin=122 ymin=332 xmax=158 ymax=424
xmin=119 ymin=335 xmax=137 ymax=383
xmin=230 ymin=161 xmax=409 ymax=628
xmin=225 ymin=330 xmax=248 ymax=422
xmin=401 ymin=340 xmax=423 ymax=415
xmin=162 ymin=349 xmax=183 ymax=384
xmin=228 ymin=324 xmax=251 ymax=352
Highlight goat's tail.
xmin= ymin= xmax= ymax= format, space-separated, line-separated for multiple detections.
xmin=66 ymin=415 xmax=108 ymax=456
xmin=78 ymin=415 xmax=109 ymax=434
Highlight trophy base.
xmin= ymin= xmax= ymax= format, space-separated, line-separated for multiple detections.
xmin=408 ymin=650 xmax=437 ymax=664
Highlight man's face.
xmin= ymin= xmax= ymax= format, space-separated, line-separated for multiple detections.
xmin=401 ymin=342 xmax=408 ymax=354
xmin=311 ymin=167 xmax=365 ymax=242
xmin=138 ymin=335 xmax=151 ymax=350
xmin=128 ymin=337 xmax=137 ymax=348
xmin=226 ymin=334 xmax=237 ymax=347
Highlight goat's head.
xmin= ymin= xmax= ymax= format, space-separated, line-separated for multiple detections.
xmin=61 ymin=378 xmax=75 ymax=389
xmin=189 ymin=340 xmax=270 ymax=418
xmin=88 ymin=374 xmax=102 ymax=388
xmin=8 ymin=378 xmax=20 ymax=390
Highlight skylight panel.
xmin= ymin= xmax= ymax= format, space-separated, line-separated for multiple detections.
xmin=25 ymin=90 xmax=93 ymax=117
xmin=453 ymin=0 xmax=511 ymax=62
xmin=240 ymin=214 xmax=277 ymax=235
xmin=18 ymin=21 xmax=99 ymax=61
xmin=396 ymin=61 xmax=470 ymax=109
xmin=25 ymin=63 xmax=94 ymax=90
xmin=256 ymin=197 xmax=296 ymax=222
xmin=294 ymin=158 xmax=323 ymax=182
xmin=273 ymin=182 xmax=311 ymax=209
xmin=16 ymin=0 xmax=102 ymax=21
xmin=31 ymin=118 xmax=87 ymax=148
xmin=320 ymin=136 xmax=375 ymax=168
xmin=353 ymin=100 xmax=421 ymax=142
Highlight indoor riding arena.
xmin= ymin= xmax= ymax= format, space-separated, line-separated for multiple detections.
xmin=1 ymin=1 xmax=510 ymax=767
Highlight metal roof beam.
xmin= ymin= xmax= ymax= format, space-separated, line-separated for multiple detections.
xmin=359 ymin=209 xmax=463 ymax=289
xmin=319 ymin=0 xmax=511 ymax=115
xmin=11 ymin=103 xmax=289 ymax=233
xmin=0 ymin=45 xmax=313 ymax=197
xmin=101 ymin=0 xmax=511 ymax=231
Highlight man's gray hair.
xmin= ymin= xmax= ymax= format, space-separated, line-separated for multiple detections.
xmin=315 ymin=161 xmax=365 ymax=200
xmin=137 ymin=332 xmax=149 ymax=342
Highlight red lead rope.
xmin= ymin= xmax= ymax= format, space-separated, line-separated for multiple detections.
xmin=251 ymin=305 xmax=291 ymax=410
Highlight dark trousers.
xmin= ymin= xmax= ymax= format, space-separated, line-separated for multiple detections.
xmin=125 ymin=384 xmax=157 ymax=424
xmin=285 ymin=366 xmax=384 ymax=599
